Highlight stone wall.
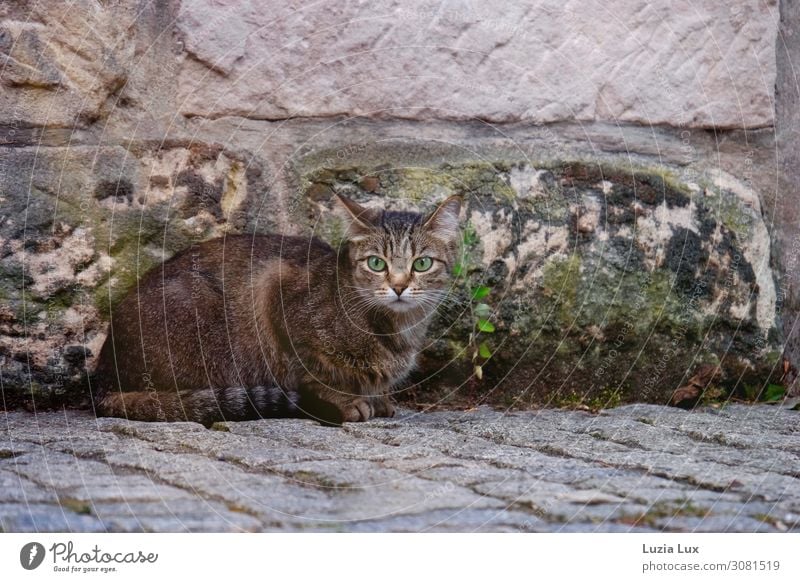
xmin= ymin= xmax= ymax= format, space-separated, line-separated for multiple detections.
xmin=0 ymin=0 xmax=795 ymax=410
xmin=776 ymin=0 xmax=800 ymax=394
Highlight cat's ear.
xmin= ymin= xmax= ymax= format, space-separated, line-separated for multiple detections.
xmin=333 ymin=193 xmax=375 ymax=241
xmin=423 ymin=195 xmax=462 ymax=242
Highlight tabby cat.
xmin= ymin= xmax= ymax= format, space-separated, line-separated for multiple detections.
xmin=92 ymin=194 xmax=462 ymax=426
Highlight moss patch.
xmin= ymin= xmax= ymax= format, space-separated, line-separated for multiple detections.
xmin=60 ymin=498 xmax=93 ymax=516
xmin=287 ymin=470 xmax=353 ymax=490
xmin=620 ymin=500 xmax=711 ymax=528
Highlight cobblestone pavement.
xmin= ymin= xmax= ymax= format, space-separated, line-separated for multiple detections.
xmin=1 ymin=404 xmax=798 ymax=532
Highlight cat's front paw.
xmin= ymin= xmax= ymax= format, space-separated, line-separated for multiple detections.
xmin=340 ymin=398 xmax=373 ymax=422
xmin=372 ymin=396 xmax=396 ymax=418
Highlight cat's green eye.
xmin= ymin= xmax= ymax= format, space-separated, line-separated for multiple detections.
xmin=412 ymin=257 xmax=433 ymax=272
xmin=367 ymin=256 xmax=387 ymax=271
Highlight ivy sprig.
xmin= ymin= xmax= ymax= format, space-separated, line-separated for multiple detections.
xmin=451 ymin=221 xmax=497 ymax=379
xmin=452 ymin=267 xmax=495 ymax=380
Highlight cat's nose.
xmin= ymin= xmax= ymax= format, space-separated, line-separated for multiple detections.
xmin=392 ymin=285 xmax=407 ymax=297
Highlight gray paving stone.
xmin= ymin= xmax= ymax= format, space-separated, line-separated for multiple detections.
xmin=654 ymin=514 xmax=778 ymax=533
xmin=344 ymin=508 xmax=542 ymax=532
xmin=268 ymin=458 xmax=505 ymax=522
xmin=0 ymin=503 xmax=110 ymax=533
xmin=90 ymin=499 xmax=263 ymax=532
xmin=0 ymin=468 xmax=59 ymax=503
xmin=10 ymin=452 xmax=195 ymax=503
xmin=472 ymin=478 xmax=650 ymax=523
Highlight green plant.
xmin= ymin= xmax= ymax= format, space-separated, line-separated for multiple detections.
xmin=763 ymin=384 xmax=785 ymax=402
xmin=453 ymin=222 xmax=496 ymax=380
xmin=742 ymin=383 xmax=786 ymax=403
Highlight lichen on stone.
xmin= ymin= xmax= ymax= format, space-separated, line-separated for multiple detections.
xmin=297 ymin=154 xmax=784 ymax=407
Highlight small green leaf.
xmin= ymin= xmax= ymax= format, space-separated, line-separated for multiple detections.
xmin=474 ymin=364 xmax=483 ymax=380
xmin=476 ymin=319 xmax=495 ymax=333
xmin=764 ymin=384 xmax=785 ymax=402
xmin=453 ymin=263 xmax=464 ymax=276
xmin=474 ymin=303 xmax=491 ymax=319
xmin=478 ymin=342 xmax=492 ymax=359
xmin=471 ymin=286 xmax=490 ymax=300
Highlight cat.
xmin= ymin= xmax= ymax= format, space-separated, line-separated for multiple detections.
xmin=92 ymin=194 xmax=462 ymax=426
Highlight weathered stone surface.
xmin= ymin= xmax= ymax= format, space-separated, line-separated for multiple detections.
xmin=175 ymin=0 xmax=778 ymax=128
xmin=0 ymin=144 xmax=273 ymax=407
xmin=0 ymin=1 xmax=136 ymax=129
xmin=1 ymin=0 xmax=779 ymax=130
xmin=294 ymin=146 xmax=783 ymax=406
xmin=1 ymin=404 xmax=797 ymax=532
xmin=775 ymin=0 xmax=800 ymax=395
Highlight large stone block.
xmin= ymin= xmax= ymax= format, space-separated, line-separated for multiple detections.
xmin=176 ymin=0 xmax=777 ymax=128
xmin=292 ymin=144 xmax=783 ymax=406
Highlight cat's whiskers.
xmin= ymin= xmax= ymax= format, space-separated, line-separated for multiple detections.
xmin=337 ymin=290 xmax=371 ymax=304
xmin=337 ymin=285 xmax=381 ymax=301
xmin=339 ymin=293 xmax=386 ymax=316
xmin=340 ymin=296 xmax=379 ymax=312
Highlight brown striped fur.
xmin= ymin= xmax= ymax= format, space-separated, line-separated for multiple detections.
xmin=92 ymin=195 xmax=462 ymax=425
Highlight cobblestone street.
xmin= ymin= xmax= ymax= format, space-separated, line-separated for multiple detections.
xmin=1 ymin=404 xmax=798 ymax=532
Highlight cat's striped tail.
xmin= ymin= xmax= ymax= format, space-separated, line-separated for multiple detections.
xmin=94 ymin=385 xmax=302 ymax=426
